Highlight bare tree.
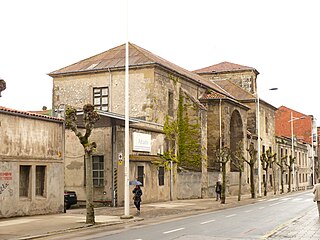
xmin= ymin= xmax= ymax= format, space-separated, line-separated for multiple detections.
xmin=285 ymin=155 xmax=295 ymax=192
xmin=65 ymin=104 xmax=100 ymax=224
xmin=260 ymin=149 xmax=277 ymax=196
xmin=243 ymin=142 xmax=257 ymax=199
xmin=215 ymin=147 xmax=231 ymax=204
xmin=0 ymin=79 xmax=6 ymax=97
xmin=275 ymin=155 xmax=288 ymax=194
xmin=232 ymin=141 xmax=245 ymax=201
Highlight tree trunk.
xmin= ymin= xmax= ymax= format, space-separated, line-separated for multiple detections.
xmin=264 ymin=168 xmax=268 ymax=196
xmin=85 ymin=152 xmax=95 ymax=224
xmin=288 ymin=167 xmax=292 ymax=192
xmin=238 ymin=170 xmax=242 ymax=201
xmin=280 ymin=168 xmax=284 ymax=194
xmin=250 ymin=163 xmax=256 ymax=198
xmin=273 ymin=168 xmax=277 ymax=195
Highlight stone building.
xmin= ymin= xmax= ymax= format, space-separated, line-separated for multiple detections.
xmin=0 ymin=106 xmax=64 ymax=218
xmin=276 ymin=106 xmax=317 ymax=188
xmin=194 ymin=62 xmax=278 ymax=194
xmin=276 ymin=136 xmax=309 ymax=191
xmin=48 ymin=43 xmax=250 ymax=204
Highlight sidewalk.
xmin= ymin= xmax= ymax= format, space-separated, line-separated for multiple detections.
xmin=266 ymin=207 xmax=320 ymax=239
xmin=0 ymin=193 xmax=318 ymax=240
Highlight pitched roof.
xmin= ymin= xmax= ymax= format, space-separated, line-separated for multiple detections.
xmin=193 ymin=61 xmax=259 ymax=75
xmin=0 ymin=106 xmax=63 ymax=122
xmin=213 ymin=80 xmax=255 ymax=101
xmin=48 ymin=43 xmax=234 ymax=98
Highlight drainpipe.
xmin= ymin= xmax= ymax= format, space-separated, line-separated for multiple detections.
xmin=107 ymin=68 xmax=112 ymax=112
xmin=111 ymin=122 xmax=117 ymax=207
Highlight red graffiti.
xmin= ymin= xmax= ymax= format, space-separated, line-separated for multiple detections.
xmin=0 ymin=172 xmax=12 ymax=180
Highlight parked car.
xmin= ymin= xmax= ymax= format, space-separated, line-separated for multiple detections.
xmin=64 ymin=190 xmax=77 ymax=210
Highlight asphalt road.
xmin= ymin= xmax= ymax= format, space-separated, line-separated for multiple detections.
xmin=87 ymin=191 xmax=313 ymax=240
xmin=39 ymin=191 xmax=313 ymax=240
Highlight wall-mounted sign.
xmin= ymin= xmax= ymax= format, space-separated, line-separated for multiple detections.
xmin=118 ymin=152 xmax=123 ymax=165
xmin=133 ymin=132 xmax=151 ymax=152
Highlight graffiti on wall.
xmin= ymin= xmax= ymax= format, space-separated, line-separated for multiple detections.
xmin=0 ymin=172 xmax=13 ymax=196
xmin=0 ymin=172 xmax=12 ymax=181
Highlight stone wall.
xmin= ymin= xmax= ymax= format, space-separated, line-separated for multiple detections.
xmin=0 ymin=112 xmax=64 ymax=218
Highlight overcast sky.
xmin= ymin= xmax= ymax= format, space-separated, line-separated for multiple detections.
xmin=1 ymin=0 xmax=319 ymax=123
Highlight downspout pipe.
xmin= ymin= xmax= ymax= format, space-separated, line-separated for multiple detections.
xmin=108 ymin=68 xmax=112 ymax=112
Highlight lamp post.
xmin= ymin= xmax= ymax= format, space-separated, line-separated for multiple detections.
xmin=256 ymin=87 xmax=278 ymax=197
xmin=289 ymin=112 xmax=305 ymax=191
xmin=311 ymin=117 xmax=316 ymax=186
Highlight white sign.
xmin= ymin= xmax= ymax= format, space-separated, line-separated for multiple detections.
xmin=133 ymin=132 xmax=151 ymax=152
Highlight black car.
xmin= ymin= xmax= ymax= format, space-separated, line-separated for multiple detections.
xmin=64 ymin=190 xmax=77 ymax=210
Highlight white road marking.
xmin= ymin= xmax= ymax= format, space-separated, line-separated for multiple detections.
xmin=280 ymin=197 xmax=291 ymax=201
xmin=163 ymin=228 xmax=185 ymax=234
xmin=226 ymin=214 xmax=236 ymax=218
xmin=259 ymin=207 xmax=265 ymax=209
xmin=267 ymin=198 xmax=279 ymax=202
xmin=270 ymin=202 xmax=283 ymax=206
xmin=244 ymin=209 xmax=253 ymax=213
xmin=200 ymin=219 xmax=216 ymax=224
xmin=292 ymin=198 xmax=302 ymax=202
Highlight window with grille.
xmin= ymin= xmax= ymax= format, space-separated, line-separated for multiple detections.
xmin=137 ymin=166 xmax=144 ymax=187
xmin=93 ymin=87 xmax=109 ymax=111
xmin=93 ymin=156 xmax=104 ymax=187
xmin=20 ymin=165 xmax=31 ymax=197
xmin=158 ymin=167 xmax=165 ymax=186
xmin=36 ymin=166 xmax=46 ymax=196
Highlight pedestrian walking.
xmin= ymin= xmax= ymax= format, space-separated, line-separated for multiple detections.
xmin=132 ymin=185 xmax=142 ymax=215
xmin=215 ymin=181 xmax=222 ymax=201
xmin=313 ymin=178 xmax=320 ymax=216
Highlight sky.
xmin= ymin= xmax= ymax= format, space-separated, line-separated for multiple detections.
xmin=1 ymin=0 xmax=320 ymax=123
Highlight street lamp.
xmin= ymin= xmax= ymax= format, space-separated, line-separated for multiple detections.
xmin=289 ymin=112 xmax=305 ymax=191
xmin=256 ymin=87 xmax=278 ymax=197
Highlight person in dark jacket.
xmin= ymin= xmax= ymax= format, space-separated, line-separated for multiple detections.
xmin=215 ymin=181 xmax=222 ymax=201
xmin=132 ymin=185 xmax=142 ymax=215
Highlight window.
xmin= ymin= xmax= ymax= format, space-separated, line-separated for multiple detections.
xmin=93 ymin=156 xmax=104 ymax=187
xmin=36 ymin=166 xmax=46 ymax=196
xmin=93 ymin=87 xmax=109 ymax=111
xmin=168 ymin=91 xmax=174 ymax=117
xmin=265 ymin=116 xmax=268 ymax=134
xmin=137 ymin=166 xmax=144 ymax=187
xmin=241 ymin=78 xmax=252 ymax=92
xmin=158 ymin=167 xmax=165 ymax=186
xmin=20 ymin=165 xmax=31 ymax=197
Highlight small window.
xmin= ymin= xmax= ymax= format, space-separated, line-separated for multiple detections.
xmin=137 ymin=166 xmax=144 ymax=187
xmin=265 ymin=116 xmax=268 ymax=134
xmin=168 ymin=91 xmax=174 ymax=117
xmin=93 ymin=156 xmax=104 ymax=187
xmin=93 ymin=87 xmax=109 ymax=111
xmin=20 ymin=165 xmax=31 ymax=197
xmin=158 ymin=167 xmax=165 ymax=186
xmin=36 ymin=166 xmax=46 ymax=196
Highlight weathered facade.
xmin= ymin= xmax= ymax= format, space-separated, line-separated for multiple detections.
xmin=0 ymin=106 xmax=64 ymax=218
xmin=194 ymin=62 xmax=278 ymax=194
xmin=276 ymin=136 xmax=309 ymax=191
xmin=49 ymin=43 xmax=249 ymax=204
xmin=276 ymin=106 xmax=317 ymax=187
